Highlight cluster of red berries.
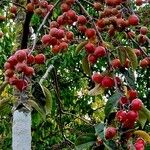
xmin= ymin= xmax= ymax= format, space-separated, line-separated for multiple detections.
xmin=41 ymin=24 xmax=74 ymax=54
xmin=116 ymin=90 xmax=143 ymax=129
xmin=92 ymin=72 xmax=120 ymax=88
xmin=4 ymin=49 xmax=45 ymax=91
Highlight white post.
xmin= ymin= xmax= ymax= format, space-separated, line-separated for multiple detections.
xmin=12 ymin=110 xmax=31 ymax=150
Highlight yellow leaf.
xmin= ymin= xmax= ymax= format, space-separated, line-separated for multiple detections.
xmin=82 ymin=56 xmax=91 ymax=76
xmin=88 ymin=84 xmax=105 ymax=96
xmin=134 ymin=130 xmax=150 ymax=143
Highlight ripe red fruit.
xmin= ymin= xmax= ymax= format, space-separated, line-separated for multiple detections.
xmin=105 ymin=127 xmax=117 ymax=140
xmin=23 ymin=66 xmax=34 ymax=76
xmin=130 ymin=98 xmax=143 ymax=111
xmin=41 ymin=34 xmax=50 ymax=45
xmin=88 ymin=54 xmax=97 ymax=64
xmin=57 ymin=29 xmax=65 ymax=39
xmin=31 ymin=0 xmax=39 ymax=5
xmin=15 ymin=79 xmax=28 ymax=91
xmin=92 ymin=73 xmax=103 ymax=84
xmin=39 ymin=0 xmax=48 ymax=8
xmin=65 ymin=0 xmax=75 ymax=5
xmin=15 ymin=62 xmax=27 ymax=72
xmin=27 ymin=55 xmax=35 ymax=64
xmin=26 ymin=3 xmax=34 ymax=12
xmin=77 ymin=15 xmax=87 ymax=25
xmin=7 ymin=55 xmax=18 ymax=66
xmin=59 ymin=42 xmax=68 ymax=52
xmin=126 ymin=110 xmax=138 ymax=122
xmin=4 ymin=62 xmax=14 ymax=70
xmin=136 ymin=0 xmax=143 ymax=6
xmin=97 ymin=19 xmax=106 ymax=28
xmin=94 ymin=46 xmax=106 ymax=58
xmin=66 ymin=31 xmax=74 ymax=40
xmin=134 ymin=142 xmax=145 ymax=150
xmin=128 ymin=14 xmax=139 ymax=26
xmin=116 ymin=110 xmax=127 ymax=123
xmin=134 ymin=49 xmax=141 ymax=56
xmin=93 ymin=2 xmax=102 ymax=11
xmin=50 ymin=21 xmax=59 ymax=28
xmin=35 ymin=54 xmax=46 ymax=64
xmin=85 ymin=43 xmax=95 ymax=53
xmin=78 ymin=25 xmax=87 ymax=33
xmin=140 ymin=26 xmax=148 ymax=35
xmin=10 ymin=5 xmax=17 ymax=14
xmin=128 ymin=90 xmax=138 ymax=101
xmin=49 ymin=28 xmax=58 ymax=37
xmin=101 ymin=76 xmax=114 ymax=88
xmin=119 ymin=96 xmax=128 ymax=105
xmin=135 ymin=138 xmax=145 ymax=145
xmin=111 ymin=58 xmax=121 ymax=68
xmin=139 ymin=58 xmax=149 ymax=68
xmin=85 ymin=28 xmax=96 ymax=39
xmin=67 ymin=10 xmax=77 ymax=21
xmin=124 ymin=58 xmax=130 ymax=68
xmin=9 ymin=76 xmax=18 ymax=85
xmin=15 ymin=50 xmax=27 ymax=62
xmin=60 ymin=3 xmax=70 ymax=12
xmin=5 ymin=69 xmax=14 ymax=77
xmin=52 ymin=45 xmax=61 ymax=54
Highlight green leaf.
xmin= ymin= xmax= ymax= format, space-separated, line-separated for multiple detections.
xmin=43 ymin=86 xmax=53 ymax=115
xmin=138 ymin=110 xmax=147 ymax=129
xmin=118 ymin=47 xmax=127 ymax=65
xmin=125 ymin=47 xmax=138 ymax=70
xmin=76 ymin=41 xmax=88 ymax=54
xmin=104 ymin=92 xmax=122 ymax=117
xmin=28 ymin=100 xmax=46 ymax=120
xmin=94 ymin=123 xmax=104 ymax=139
xmin=140 ymin=106 xmax=150 ymax=122
xmin=122 ymin=69 xmax=136 ymax=89
xmin=82 ymin=56 xmax=91 ymax=76
xmin=75 ymin=141 xmax=95 ymax=150
xmin=75 ymin=133 xmax=96 ymax=150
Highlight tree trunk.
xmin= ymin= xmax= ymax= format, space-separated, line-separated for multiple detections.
xmin=12 ymin=110 xmax=31 ymax=150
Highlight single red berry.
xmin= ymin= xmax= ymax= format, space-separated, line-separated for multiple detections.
xmin=140 ymin=26 xmax=148 ymax=35
xmin=15 ymin=50 xmax=27 ymax=62
xmin=94 ymin=46 xmax=106 ymax=58
xmin=7 ymin=55 xmax=18 ymax=66
xmin=134 ymin=142 xmax=145 ymax=150
xmin=57 ymin=29 xmax=65 ymax=39
xmin=41 ymin=34 xmax=50 ymax=45
xmin=35 ymin=54 xmax=46 ymax=64
xmin=52 ymin=45 xmax=61 ymax=54
xmin=65 ymin=0 xmax=75 ymax=5
xmin=105 ymin=127 xmax=117 ymax=140
xmin=88 ymin=54 xmax=97 ymax=64
xmin=59 ymin=42 xmax=68 ymax=52
xmin=49 ymin=28 xmax=58 ymax=37
xmin=116 ymin=110 xmax=127 ymax=123
xmin=92 ymin=73 xmax=103 ymax=84
xmin=134 ymin=49 xmax=141 ymax=56
xmin=15 ymin=79 xmax=28 ymax=91
xmin=15 ymin=62 xmax=27 ymax=72
xmin=139 ymin=58 xmax=149 ymax=68
xmin=77 ymin=15 xmax=87 ymax=25
xmin=93 ymin=2 xmax=102 ymax=11
xmin=85 ymin=28 xmax=96 ymax=39
xmin=126 ymin=110 xmax=138 ymax=122
xmin=66 ymin=31 xmax=74 ymax=41
xmin=27 ymin=55 xmax=35 ymax=64
xmin=119 ymin=96 xmax=128 ymax=105
xmin=26 ymin=3 xmax=34 ymax=12
xmin=128 ymin=89 xmax=138 ymax=101
xmin=4 ymin=62 xmax=14 ymax=70
xmin=5 ymin=69 xmax=14 ymax=78
xmin=8 ymin=76 xmax=18 ymax=85
xmin=128 ymin=14 xmax=139 ymax=26
xmin=111 ymin=58 xmax=121 ymax=68
xmin=85 ymin=43 xmax=95 ymax=54
xmin=101 ymin=76 xmax=114 ymax=88
xmin=10 ymin=5 xmax=17 ymax=14
xmin=60 ymin=3 xmax=70 ymax=12
xmin=130 ymin=98 xmax=143 ymax=111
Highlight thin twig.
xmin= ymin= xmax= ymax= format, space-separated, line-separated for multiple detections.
xmin=62 ymin=111 xmax=94 ymax=126
xmin=40 ymin=65 xmax=54 ymax=84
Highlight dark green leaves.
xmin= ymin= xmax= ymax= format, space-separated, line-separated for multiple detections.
xmin=104 ymin=92 xmax=122 ymax=117
xmin=75 ymin=133 xmax=96 ymax=150
xmin=94 ymin=123 xmax=104 ymax=139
